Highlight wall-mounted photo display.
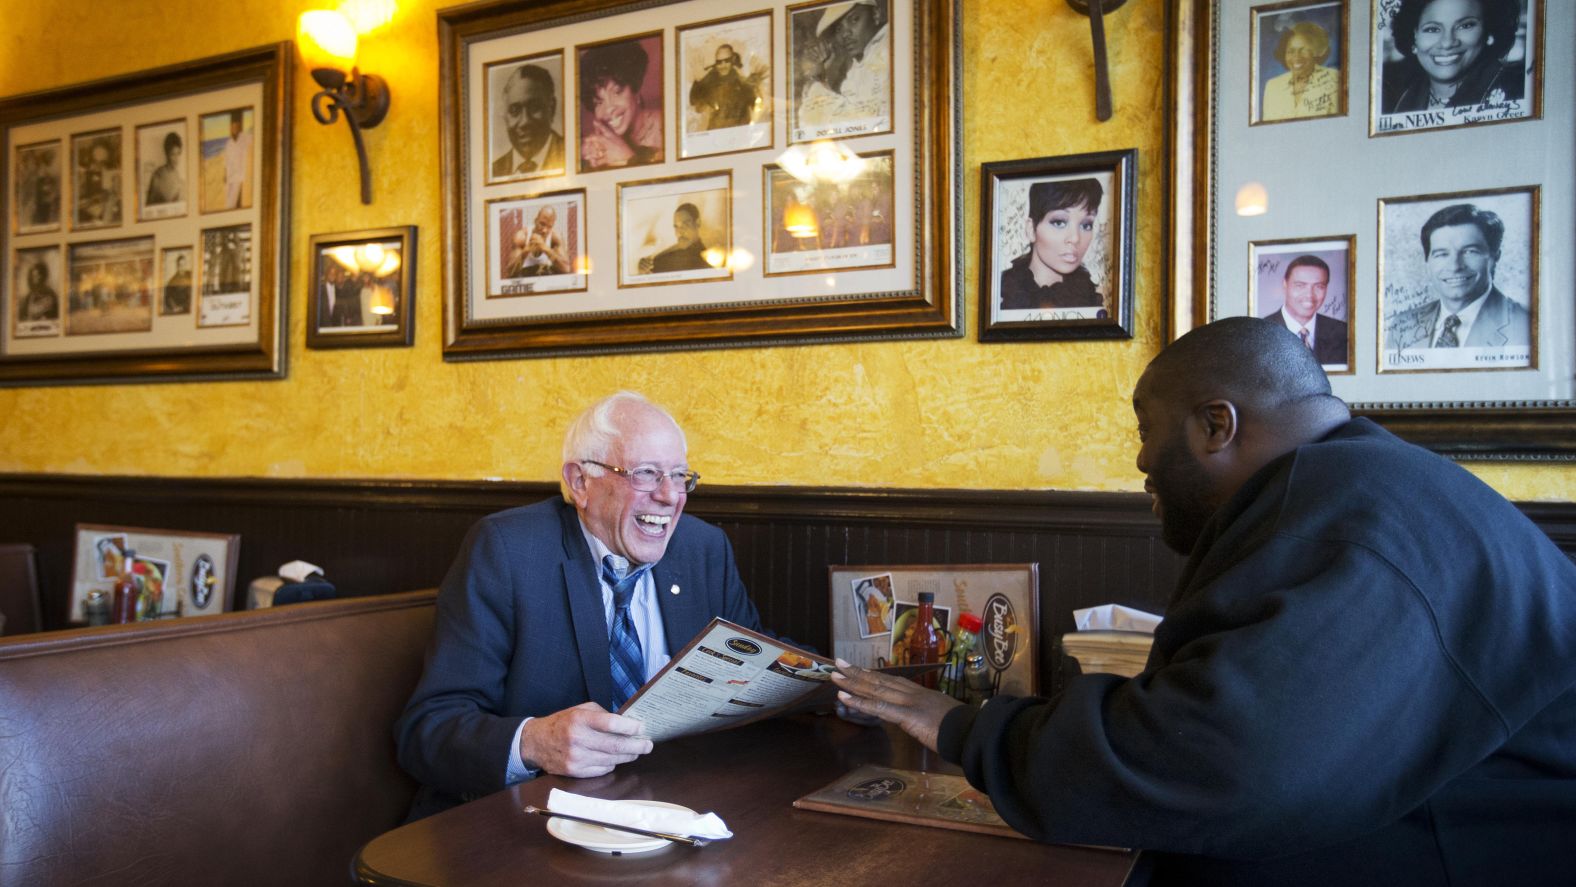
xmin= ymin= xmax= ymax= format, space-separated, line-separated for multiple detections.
xmin=1171 ymin=2 xmax=1571 ymax=458
xmin=576 ymin=31 xmax=666 ymax=173
xmin=71 ymin=128 xmax=123 ymax=231
xmin=135 ymin=119 xmax=188 ymax=222
xmin=67 ymin=237 xmax=154 ymax=336
xmin=1371 ymin=0 xmax=1542 ymax=136
xmin=618 ymin=171 xmax=732 ymax=287
xmin=677 ymin=12 xmax=774 ymax=159
xmin=486 ymin=190 xmax=587 ymax=297
xmin=485 ymin=51 xmax=567 ymax=185
xmin=977 ymin=149 xmax=1137 ymax=342
xmin=159 ymin=245 xmax=193 ymax=316
xmin=763 ymin=149 xmax=894 ymax=276
xmin=440 ymin=0 xmax=958 ymax=358
xmin=199 ymin=223 xmax=251 ymax=327
xmin=1249 ymin=236 xmax=1356 ymax=373
xmin=11 ymin=246 xmax=61 ymax=338
xmin=1250 ymin=0 xmax=1348 ymax=124
xmin=788 ymin=0 xmax=894 ymax=142
xmin=13 ymin=140 xmax=62 ymax=235
xmin=307 ymin=226 xmax=418 ymax=349
xmin=1378 ymin=186 xmax=1536 ymax=373
xmin=0 ymin=43 xmax=289 ymax=384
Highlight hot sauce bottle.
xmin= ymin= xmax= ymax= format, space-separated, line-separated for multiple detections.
xmin=112 ymin=548 xmax=140 ymax=624
xmin=908 ymin=592 xmax=944 ymax=689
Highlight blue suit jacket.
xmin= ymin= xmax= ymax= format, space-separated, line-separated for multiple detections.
xmin=394 ymin=498 xmax=763 ymax=818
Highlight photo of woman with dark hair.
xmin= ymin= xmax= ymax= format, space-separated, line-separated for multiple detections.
xmin=998 ymin=178 xmax=1104 ymax=311
xmin=578 ymin=36 xmax=664 ymax=171
xmin=1381 ymin=0 xmax=1525 ymax=115
xmin=1261 ymin=19 xmax=1341 ymax=121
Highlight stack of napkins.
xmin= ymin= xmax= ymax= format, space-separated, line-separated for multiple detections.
xmin=1062 ymin=604 xmax=1160 ymax=678
xmin=547 ymin=789 xmax=733 ymax=839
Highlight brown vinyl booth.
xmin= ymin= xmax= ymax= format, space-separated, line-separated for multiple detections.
xmin=0 ymin=589 xmax=435 ymax=887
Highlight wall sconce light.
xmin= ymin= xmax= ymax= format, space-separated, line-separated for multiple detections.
xmin=1235 ymin=181 xmax=1269 ymax=217
xmin=299 ymin=9 xmax=390 ymax=204
xmin=776 ymin=140 xmax=866 ymax=185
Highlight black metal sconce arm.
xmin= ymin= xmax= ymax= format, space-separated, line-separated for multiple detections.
xmin=310 ymin=67 xmax=390 ymax=204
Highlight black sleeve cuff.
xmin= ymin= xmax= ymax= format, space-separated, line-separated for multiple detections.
xmin=938 ymin=701 xmax=980 ymax=764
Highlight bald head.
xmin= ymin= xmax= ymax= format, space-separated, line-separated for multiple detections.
xmin=1135 ymin=317 xmax=1350 ymax=552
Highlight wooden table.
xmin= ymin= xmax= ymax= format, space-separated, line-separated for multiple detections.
xmin=354 ymin=714 xmax=1135 ymax=886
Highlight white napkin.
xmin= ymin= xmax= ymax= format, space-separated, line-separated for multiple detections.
xmin=1073 ymin=603 xmax=1162 ymax=633
xmin=278 ymin=560 xmax=324 ymax=583
xmin=547 ymin=788 xmax=733 ymax=839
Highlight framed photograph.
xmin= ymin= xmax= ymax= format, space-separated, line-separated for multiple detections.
xmin=135 ymin=119 xmax=188 ymax=222
xmin=618 ymin=171 xmax=731 ymax=287
xmin=1372 ymin=0 xmax=1542 ymax=136
xmin=68 ymin=523 xmax=240 ymax=623
xmin=306 ymin=226 xmax=417 ymax=349
xmin=71 ymin=128 xmax=124 ymax=231
xmin=829 ymin=563 xmax=1040 ymax=698
xmin=438 ymin=0 xmax=959 ymax=359
xmin=977 ymin=149 xmax=1137 ymax=342
xmin=486 ymin=190 xmax=587 ymax=297
xmin=484 ymin=51 xmax=568 ymax=184
xmin=13 ymin=140 xmax=62 ymax=235
xmin=763 ymin=149 xmax=894 ymax=276
xmin=11 ymin=245 xmax=61 ymax=338
xmin=1250 ymin=0 xmax=1348 ymax=124
xmin=159 ymin=245 xmax=193 ymax=316
xmin=0 ymin=43 xmax=290 ymax=384
xmin=1377 ymin=187 xmax=1536 ymax=372
xmin=67 ymin=237 xmax=155 ymax=336
xmin=1250 ymin=235 xmax=1356 ymax=373
xmin=576 ymin=31 xmax=666 ymax=173
xmin=678 ymin=12 xmax=774 ymax=159
xmin=1168 ymin=1 xmax=1572 ymax=458
xmin=199 ymin=223 xmax=251 ymax=328
xmin=788 ymin=0 xmax=894 ymax=142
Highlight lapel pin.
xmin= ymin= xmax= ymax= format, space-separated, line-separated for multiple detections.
xmin=670 ymin=584 xmax=681 ymax=595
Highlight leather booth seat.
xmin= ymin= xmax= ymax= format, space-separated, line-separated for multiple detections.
xmin=0 ymin=589 xmax=435 ymax=886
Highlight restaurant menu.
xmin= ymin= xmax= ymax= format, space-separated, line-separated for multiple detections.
xmin=618 ymin=618 xmax=838 ymax=742
xmin=794 ymin=764 xmax=1027 ymax=839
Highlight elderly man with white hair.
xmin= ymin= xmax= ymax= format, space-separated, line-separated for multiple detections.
xmin=395 ymin=392 xmax=767 ymax=819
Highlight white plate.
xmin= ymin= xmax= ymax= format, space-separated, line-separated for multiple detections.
xmin=544 ymin=800 xmax=694 ymax=855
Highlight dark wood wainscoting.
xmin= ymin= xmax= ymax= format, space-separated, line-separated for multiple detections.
xmin=2 ymin=474 xmax=1572 ymax=694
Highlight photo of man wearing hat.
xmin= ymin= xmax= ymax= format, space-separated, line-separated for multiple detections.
xmin=792 ymin=0 xmax=891 ymax=139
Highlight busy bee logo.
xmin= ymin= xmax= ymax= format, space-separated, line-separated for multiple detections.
xmin=982 ymin=593 xmax=1018 ymax=671
xmin=726 ymin=638 xmax=762 ymax=656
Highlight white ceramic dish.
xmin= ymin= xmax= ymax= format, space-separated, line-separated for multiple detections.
xmin=544 ymin=800 xmax=695 ymax=855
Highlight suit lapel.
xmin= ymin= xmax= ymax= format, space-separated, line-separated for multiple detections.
xmin=1465 ymin=288 xmax=1508 ymax=347
xmin=654 ymin=533 xmax=707 ymax=655
xmin=559 ymin=505 xmax=615 ymax=709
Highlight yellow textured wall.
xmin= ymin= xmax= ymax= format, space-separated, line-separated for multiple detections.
xmin=1 ymin=0 xmax=1571 ymax=501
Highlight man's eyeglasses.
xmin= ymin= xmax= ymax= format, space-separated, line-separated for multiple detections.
xmin=581 ymin=460 xmax=700 ymax=493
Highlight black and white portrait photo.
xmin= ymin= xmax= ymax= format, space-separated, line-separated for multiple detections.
xmin=678 ymin=13 xmax=772 ymax=159
xmin=618 ymin=173 xmax=731 ymax=286
xmin=1251 ymin=1 xmax=1345 ymax=124
xmin=577 ymin=33 xmax=665 ymax=173
xmin=790 ymin=0 xmax=893 ymax=141
xmin=71 ymin=129 xmax=123 ymax=230
xmin=14 ymin=140 xmax=62 ymax=234
xmin=12 ymin=246 xmax=62 ymax=338
xmin=66 ymin=237 xmax=154 ymax=336
xmin=136 ymin=119 xmax=187 ymax=221
xmin=199 ymin=224 xmax=251 ymax=327
xmin=486 ymin=52 xmax=566 ymax=183
xmin=487 ymin=190 xmax=587 ymax=297
xmin=765 ymin=150 xmax=894 ymax=276
xmin=160 ymin=246 xmax=194 ymax=316
xmin=1379 ymin=188 xmax=1536 ymax=371
xmin=1251 ymin=238 xmax=1354 ymax=372
xmin=1373 ymin=0 xmax=1538 ymax=135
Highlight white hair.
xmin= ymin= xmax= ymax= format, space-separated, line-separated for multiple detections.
xmin=559 ymin=391 xmax=687 ymax=501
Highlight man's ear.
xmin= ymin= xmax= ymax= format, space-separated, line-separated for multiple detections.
xmin=1195 ymin=399 xmax=1239 ymax=454
xmin=562 ymin=462 xmax=589 ymax=506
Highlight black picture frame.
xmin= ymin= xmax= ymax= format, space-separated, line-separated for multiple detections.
xmin=306 ymin=226 xmax=417 ymax=350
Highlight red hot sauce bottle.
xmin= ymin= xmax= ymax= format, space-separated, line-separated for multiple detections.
xmin=112 ymin=548 xmax=140 ymax=625
xmin=908 ymin=591 xmax=944 ymax=689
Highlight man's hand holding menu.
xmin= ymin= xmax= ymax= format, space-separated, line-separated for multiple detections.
xmin=519 ymin=702 xmax=654 ymax=778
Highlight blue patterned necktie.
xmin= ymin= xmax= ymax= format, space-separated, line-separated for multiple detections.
xmin=601 ymin=555 xmax=647 ymax=711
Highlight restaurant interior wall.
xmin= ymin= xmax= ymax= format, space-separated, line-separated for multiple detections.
xmin=0 ymin=0 xmax=1569 ymax=504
